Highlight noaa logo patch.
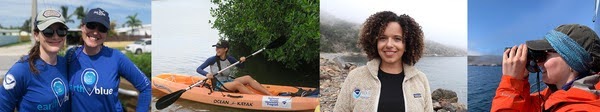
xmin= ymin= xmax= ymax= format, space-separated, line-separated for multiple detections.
xmin=81 ymin=68 xmax=98 ymax=96
xmin=3 ymin=74 xmax=16 ymax=90
xmin=352 ymin=88 xmax=361 ymax=99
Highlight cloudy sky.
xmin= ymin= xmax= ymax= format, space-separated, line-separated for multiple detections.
xmin=0 ymin=0 xmax=150 ymax=29
xmin=321 ymin=0 xmax=468 ymax=50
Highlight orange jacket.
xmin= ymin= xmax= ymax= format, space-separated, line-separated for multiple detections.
xmin=491 ymin=75 xmax=600 ymax=112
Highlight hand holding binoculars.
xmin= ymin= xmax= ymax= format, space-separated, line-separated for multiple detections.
xmin=505 ymin=47 xmax=549 ymax=73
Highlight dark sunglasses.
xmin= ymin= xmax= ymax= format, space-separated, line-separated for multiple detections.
xmin=41 ymin=28 xmax=68 ymax=37
xmin=85 ymin=22 xmax=108 ymax=33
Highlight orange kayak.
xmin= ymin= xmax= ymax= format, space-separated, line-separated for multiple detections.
xmin=152 ymin=73 xmax=319 ymax=111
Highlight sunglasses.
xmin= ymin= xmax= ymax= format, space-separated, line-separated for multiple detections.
xmin=85 ymin=22 xmax=108 ymax=33
xmin=41 ymin=28 xmax=68 ymax=37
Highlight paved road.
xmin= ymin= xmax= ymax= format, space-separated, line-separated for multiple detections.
xmin=0 ymin=43 xmax=31 ymax=78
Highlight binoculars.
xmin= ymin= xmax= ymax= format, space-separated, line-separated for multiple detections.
xmin=505 ymin=47 xmax=548 ymax=73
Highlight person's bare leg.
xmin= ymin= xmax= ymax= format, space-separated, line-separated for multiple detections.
xmin=234 ymin=75 xmax=273 ymax=95
xmin=223 ymin=81 xmax=255 ymax=94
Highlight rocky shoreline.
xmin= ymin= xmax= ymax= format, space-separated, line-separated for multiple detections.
xmin=319 ymin=56 xmax=467 ymax=112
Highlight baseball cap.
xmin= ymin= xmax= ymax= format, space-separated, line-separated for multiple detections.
xmin=212 ymin=40 xmax=229 ymax=48
xmin=35 ymin=9 xmax=67 ymax=30
xmin=83 ymin=8 xmax=110 ymax=29
xmin=526 ymin=24 xmax=600 ymax=71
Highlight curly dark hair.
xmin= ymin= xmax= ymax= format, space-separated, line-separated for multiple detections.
xmin=358 ymin=11 xmax=424 ymax=65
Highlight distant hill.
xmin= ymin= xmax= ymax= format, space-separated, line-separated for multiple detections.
xmin=468 ymin=55 xmax=502 ymax=66
xmin=320 ymin=11 xmax=466 ymax=56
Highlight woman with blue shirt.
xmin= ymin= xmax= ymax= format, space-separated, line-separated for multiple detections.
xmin=66 ymin=8 xmax=151 ymax=111
xmin=0 ymin=9 xmax=70 ymax=111
xmin=196 ymin=40 xmax=273 ymax=95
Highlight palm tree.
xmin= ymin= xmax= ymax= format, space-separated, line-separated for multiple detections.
xmin=109 ymin=20 xmax=118 ymax=37
xmin=123 ymin=13 xmax=142 ymax=37
xmin=73 ymin=6 xmax=86 ymax=24
xmin=60 ymin=5 xmax=74 ymax=23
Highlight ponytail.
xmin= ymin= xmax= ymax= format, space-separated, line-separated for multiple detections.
xmin=23 ymin=28 xmax=41 ymax=74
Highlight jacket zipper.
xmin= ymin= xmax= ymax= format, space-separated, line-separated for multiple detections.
xmin=373 ymin=79 xmax=381 ymax=112
xmin=403 ymin=77 xmax=408 ymax=112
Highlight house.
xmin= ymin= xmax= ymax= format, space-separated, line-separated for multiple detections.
xmin=115 ymin=24 xmax=152 ymax=36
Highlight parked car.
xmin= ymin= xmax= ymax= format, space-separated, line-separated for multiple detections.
xmin=126 ymin=38 xmax=152 ymax=54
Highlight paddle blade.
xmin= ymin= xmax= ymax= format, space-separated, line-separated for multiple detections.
xmin=266 ymin=35 xmax=288 ymax=49
xmin=155 ymin=89 xmax=186 ymax=110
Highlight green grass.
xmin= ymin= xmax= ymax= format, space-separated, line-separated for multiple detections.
xmin=113 ymin=47 xmax=126 ymax=51
xmin=125 ymin=51 xmax=151 ymax=78
xmin=0 ymin=40 xmax=31 ymax=47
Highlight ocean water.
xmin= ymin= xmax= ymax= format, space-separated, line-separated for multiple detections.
xmin=468 ymin=66 xmax=546 ymax=112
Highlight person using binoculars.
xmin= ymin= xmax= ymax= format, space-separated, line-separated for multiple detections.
xmin=491 ymin=24 xmax=600 ymax=111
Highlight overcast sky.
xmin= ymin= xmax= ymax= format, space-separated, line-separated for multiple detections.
xmin=321 ymin=0 xmax=468 ymax=50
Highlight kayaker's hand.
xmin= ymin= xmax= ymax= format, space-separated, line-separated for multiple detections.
xmin=240 ymin=57 xmax=246 ymax=63
xmin=502 ymin=44 xmax=529 ymax=80
xmin=207 ymin=73 xmax=214 ymax=79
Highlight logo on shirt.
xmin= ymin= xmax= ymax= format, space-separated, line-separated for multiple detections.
xmin=3 ymin=74 xmax=15 ymax=90
xmin=77 ymin=68 xmax=113 ymax=96
xmin=353 ymin=88 xmax=361 ymax=99
xmin=413 ymin=93 xmax=422 ymax=98
xmin=81 ymin=68 xmax=98 ymax=96
xmin=51 ymin=78 xmax=68 ymax=107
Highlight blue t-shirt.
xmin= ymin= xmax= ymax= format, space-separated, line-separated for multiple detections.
xmin=196 ymin=55 xmax=243 ymax=81
xmin=0 ymin=56 xmax=70 ymax=112
xmin=67 ymin=46 xmax=150 ymax=112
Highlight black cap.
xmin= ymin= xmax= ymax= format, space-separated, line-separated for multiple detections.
xmin=212 ymin=40 xmax=229 ymax=48
xmin=83 ymin=8 xmax=110 ymax=29
xmin=526 ymin=24 xmax=600 ymax=71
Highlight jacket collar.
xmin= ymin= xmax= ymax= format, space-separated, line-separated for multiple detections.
xmin=543 ymin=75 xmax=600 ymax=110
xmin=366 ymin=58 xmax=418 ymax=81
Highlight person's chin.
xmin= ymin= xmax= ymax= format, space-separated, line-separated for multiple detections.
xmin=381 ymin=58 xmax=399 ymax=64
xmin=84 ymin=40 xmax=102 ymax=48
xmin=43 ymin=46 xmax=61 ymax=54
xmin=541 ymin=76 xmax=550 ymax=83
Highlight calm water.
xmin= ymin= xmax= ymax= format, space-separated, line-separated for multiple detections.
xmin=468 ymin=66 xmax=546 ymax=112
xmin=152 ymin=36 xmax=318 ymax=111
xmin=152 ymin=0 xmax=318 ymax=110
xmin=329 ymin=54 xmax=468 ymax=104
xmin=415 ymin=57 xmax=468 ymax=104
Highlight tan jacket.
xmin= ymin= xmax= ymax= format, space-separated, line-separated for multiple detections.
xmin=333 ymin=59 xmax=434 ymax=112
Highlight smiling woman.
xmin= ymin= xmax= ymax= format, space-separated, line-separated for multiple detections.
xmin=65 ymin=8 xmax=151 ymax=112
xmin=333 ymin=11 xmax=433 ymax=112
xmin=0 ymin=9 xmax=70 ymax=111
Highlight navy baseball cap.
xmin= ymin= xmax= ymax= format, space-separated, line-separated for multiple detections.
xmin=83 ymin=8 xmax=110 ymax=29
xmin=212 ymin=40 xmax=229 ymax=48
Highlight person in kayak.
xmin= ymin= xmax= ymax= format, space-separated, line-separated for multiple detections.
xmin=491 ymin=24 xmax=600 ymax=111
xmin=333 ymin=11 xmax=433 ymax=111
xmin=196 ymin=40 xmax=273 ymax=96
xmin=66 ymin=8 xmax=151 ymax=111
xmin=0 ymin=9 xmax=70 ymax=111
